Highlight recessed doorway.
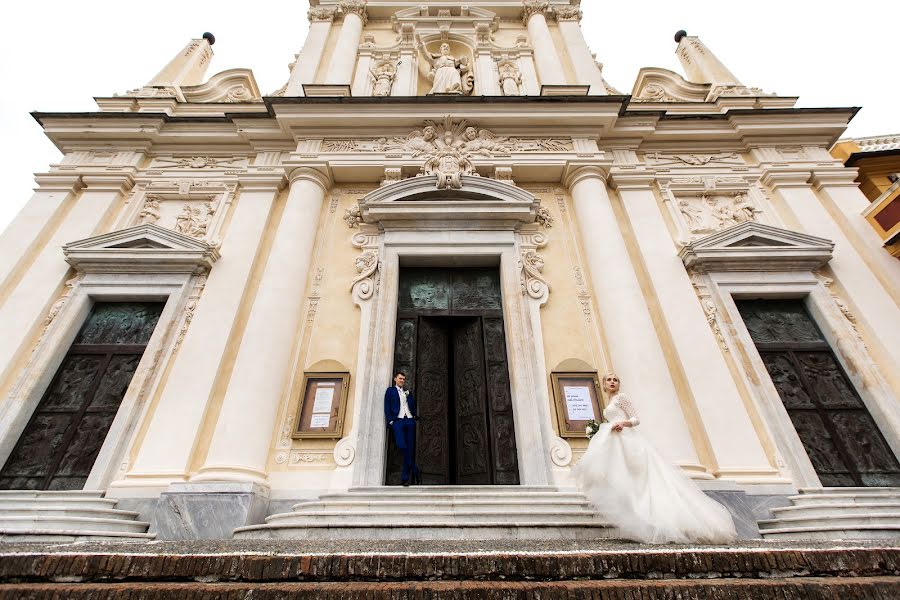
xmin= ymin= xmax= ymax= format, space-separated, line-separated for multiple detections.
xmin=386 ymin=268 xmax=520 ymax=486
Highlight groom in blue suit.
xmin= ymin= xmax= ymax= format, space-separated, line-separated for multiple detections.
xmin=385 ymin=371 xmax=421 ymax=486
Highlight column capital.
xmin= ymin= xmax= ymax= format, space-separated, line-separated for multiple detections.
xmin=760 ymin=168 xmax=812 ymax=190
xmin=552 ymin=6 xmax=583 ymax=22
xmin=81 ymin=173 xmax=136 ymax=194
xmin=609 ymin=169 xmax=656 ymax=190
xmin=307 ymin=6 xmax=336 ymax=22
xmin=236 ymin=171 xmax=287 ymax=191
xmin=563 ymin=163 xmax=611 ymax=188
xmin=338 ymin=0 xmax=368 ymax=25
xmin=810 ymin=168 xmax=862 ymax=190
xmin=32 ymin=173 xmax=84 ymax=194
xmin=522 ymin=0 xmax=551 ymax=25
xmin=286 ymin=164 xmax=333 ymax=191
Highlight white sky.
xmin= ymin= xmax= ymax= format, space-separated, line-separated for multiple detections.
xmin=1 ymin=1 xmax=896 ymax=234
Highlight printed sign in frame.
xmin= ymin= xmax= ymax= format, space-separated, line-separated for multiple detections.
xmin=550 ymin=371 xmax=604 ymax=438
xmin=292 ymin=372 xmax=351 ymax=439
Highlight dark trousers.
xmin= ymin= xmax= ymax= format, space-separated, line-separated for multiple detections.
xmin=391 ymin=418 xmax=419 ymax=482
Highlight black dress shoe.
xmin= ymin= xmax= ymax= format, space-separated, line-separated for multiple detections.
xmin=414 ymin=472 xmax=422 ymax=485
xmin=402 ymin=480 xmax=409 ymax=487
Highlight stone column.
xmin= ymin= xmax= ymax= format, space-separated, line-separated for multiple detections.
xmin=611 ymin=171 xmax=775 ymax=480
xmin=674 ymin=31 xmax=741 ymax=86
xmin=0 ymin=174 xmax=132 ymax=391
xmin=0 ymin=173 xmax=82 ymax=286
xmin=193 ymin=166 xmax=330 ymax=484
xmin=811 ymin=169 xmax=900 ymax=286
xmin=325 ymin=1 xmax=367 ymax=86
xmin=475 ymin=49 xmax=498 ymax=95
xmin=554 ymin=8 xmax=606 ymax=95
xmin=122 ymin=173 xmax=284 ymax=487
xmin=565 ymin=166 xmax=704 ymax=472
xmin=285 ymin=8 xmax=336 ymax=96
xmin=763 ymin=169 xmax=900 ymax=371
xmin=393 ymin=24 xmax=418 ymax=96
xmin=516 ymin=50 xmax=540 ymax=95
xmin=522 ymin=1 xmax=565 ymax=87
xmin=351 ymin=44 xmax=375 ymax=96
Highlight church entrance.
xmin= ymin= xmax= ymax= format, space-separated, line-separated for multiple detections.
xmin=387 ymin=268 xmax=520 ymax=486
xmin=737 ymin=299 xmax=900 ymax=487
xmin=0 ymin=302 xmax=164 ymax=490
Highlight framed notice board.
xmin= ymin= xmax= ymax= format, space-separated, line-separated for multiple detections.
xmin=292 ymin=372 xmax=350 ymax=439
xmin=550 ymin=371 xmax=603 ymax=438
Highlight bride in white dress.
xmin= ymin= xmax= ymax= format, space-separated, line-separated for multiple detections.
xmin=574 ymin=373 xmax=737 ymax=544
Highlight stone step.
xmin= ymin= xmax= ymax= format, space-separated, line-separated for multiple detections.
xmin=0 ymin=515 xmax=150 ymax=534
xmin=760 ymin=524 xmax=900 ymax=541
xmin=264 ymin=510 xmax=605 ymax=527
xmin=0 ymin=496 xmax=120 ymax=509
xmin=0 ymin=490 xmax=106 ymax=498
xmin=799 ymin=487 xmax=900 ymax=495
xmin=759 ymin=513 xmax=900 ymax=531
xmin=345 ymin=485 xmax=572 ymax=493
xmin=0 ymin=529 xmax=156 ymax=542
xmin=234 ymin=522 xmax=615 ymax=541
xmin=772 ymin=503 xmax=900 ymax=519
xmin=788 ymin=492 xmax=900 ymax=506
xmin=291 ymin=498 xmax=592 ymax=512
xmin=317 ymin=491 xmax=588 ymax=503
xmin=0 ymin=507 xmax=141 ymax=520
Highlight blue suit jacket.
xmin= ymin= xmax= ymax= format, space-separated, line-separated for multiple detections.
xmin=384 ymin=386 xmax=417 ymax=423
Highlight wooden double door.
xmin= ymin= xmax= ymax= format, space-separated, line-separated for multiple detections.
xmin=737 ymin=299 xmax=900 ymax=487
xmin=0 ymin=302 xmax=163 ymax=490
xmin=387 ymin=268 xmax=520 ymax=486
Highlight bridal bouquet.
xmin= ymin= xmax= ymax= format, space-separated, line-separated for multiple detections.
xmin=585 ymin=419 xmax=601 ymax=439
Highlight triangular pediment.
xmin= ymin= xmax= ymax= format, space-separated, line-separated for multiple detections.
xmin=679 ymin=222 xmax=834 ymax=272
xmin=63 ymin=224 xmax=220 ymax=274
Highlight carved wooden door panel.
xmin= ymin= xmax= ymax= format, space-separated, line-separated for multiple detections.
xmin=738 ymin=299 xmax=900 ymax=487
xmin=415 ymin=318 xmax=451 ymax=484
xmin=0 ymin=302 xmax=164 ymax=490
xmin=482 ymin=317 xmax=520 ymax=485
xmin=452 ymin=318 xmax=492 ymax=485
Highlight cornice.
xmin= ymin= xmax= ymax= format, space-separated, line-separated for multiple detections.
xmin=80 ymin=173 xmax=136 ymax=194
xmin=33 ymin=173 xmax=84 ymax=193
xmin=760 ymin=169 xmax=812 ymax=189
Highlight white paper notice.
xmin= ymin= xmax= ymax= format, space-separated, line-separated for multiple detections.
xmin=310 ymin=414 xmax=331 ymax=428
xmin=312 ymin=387 xmax=335 ymax=415
xmin=564 ymin=386 xmax=595 ymax=421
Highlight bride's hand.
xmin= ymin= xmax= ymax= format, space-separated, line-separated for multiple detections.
xmin=612 ymin=422 xmax=626 ymax=432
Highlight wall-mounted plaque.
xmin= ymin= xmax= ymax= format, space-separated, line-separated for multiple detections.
xmin=550 ymin=371 xmax=603 ymax=438
xmin=292 ymin=372 xmax=350 ymax=439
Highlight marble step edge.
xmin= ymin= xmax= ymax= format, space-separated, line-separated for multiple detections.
xmin=798 ymin=487 xmax=900 ymax=494
xmin=0 ymin=529 xmax=155 ymax=540
xmin=0 ymin=497 xmax=119 ymax=508
xmin=291 ymin=499 xmax=592 ymax=511
xmin=759 ymin=514 xmax=900 ymax=529
xmin=788 ymin=493 xmax=900 ymax=503
xmin=265 ymin=511 xmax=605 ymax=523
xmin=759 ymin=523 xmax=900 ymax=535
xmin=316 ymin=492 xmax=588 ymax=502
xmin=0 ymin=515 xmax=150 ymax=530
xmin=237 ymin=520 xmax=613 ymax=533
xmin=0 ymin=507 xmax=142 ymax=519
xmin=346 ymin=486 xmax=572 ymax=492
xmin=772 ymin=503 xmax=900 ymax=516
xmin=0 ymin=491 xmax=107 ymax=498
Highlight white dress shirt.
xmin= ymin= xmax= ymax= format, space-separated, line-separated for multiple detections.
xmin=397 ymin=386 xmax=413 ymax=419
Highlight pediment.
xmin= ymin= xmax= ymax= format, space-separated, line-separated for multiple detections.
xmin=679 ymin=222 xmax=834 ymax=272
xmin=359 ymin=175 xmax=539 ymax=228
xmin=631 ymin=68 xmax=711 ymax=103
xmin=63 ymin=224 xmax=220 ymax=274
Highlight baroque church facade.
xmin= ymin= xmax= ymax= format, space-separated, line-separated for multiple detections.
xmin=1 ymin=0 xmax=899 ymax=541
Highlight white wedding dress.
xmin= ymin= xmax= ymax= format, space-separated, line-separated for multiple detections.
xmin=574 ymin=393 xmax=737 ymax=544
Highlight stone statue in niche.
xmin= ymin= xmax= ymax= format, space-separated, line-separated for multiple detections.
xmin=416 ymin=35 xmax=474 ymax=95
xmin=369 ymin=60 xmax=397 ymax=97
xmin=498 ymin=60 xmax=523 ymax=96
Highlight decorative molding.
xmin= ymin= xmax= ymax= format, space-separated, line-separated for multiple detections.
xmin=173 ymin=275 xmax=208 ymax=353
xmin=552 ymin=6 xmax=583 ymax=21
xmin=351 ymin=250 xmax=379 ymax=301
xmin=289 ymin=450 xmax=331 ymax=465
xmin=381 ymin=168 xmax=403 ymax=187
xmin=306 ymin=267 xmax=325 ymax=325
xmin=535 ymin=203 xmax=554 ymax=228
xmin=688 ymin=270 xmax=729 ymax=352
xmin=338 ymin=0 xmax=368 ymax=25
xmin=646 ymin=152 xmax=744 ymax=167
xmin=334 ymin=437 xmax=356 ymax=466
xmin=658 ymin=176 xmax=764 ymax=242
xmin=550 ymin=436 xmax=572 ymax=467
xmin=343 ymin=204 xmax=362 ymax=228
xmin=42 ymin=276 xmax=81 ymax=336
xmin=520 ymin=250 xmax=548 ymax=299
xmin=815 ymin=272 xmax=867 ymax=350
xmin=151 ymin=156 xmax=247 ymax=170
